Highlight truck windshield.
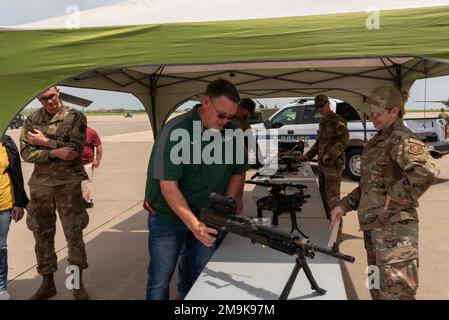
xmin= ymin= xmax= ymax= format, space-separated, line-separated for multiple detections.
xmin=336 ymin=102 xmax=361 ymax=121
xmin=271 ymin=107 xmax=299 ymax=126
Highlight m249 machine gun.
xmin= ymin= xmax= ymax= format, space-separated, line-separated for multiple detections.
xmin=200 ymin=193 xmax=355 ymax=300
xmin=276 ymin=140 xmax=304 ymax=173
xmin=245 ymin=180 xmax=310 ymax=237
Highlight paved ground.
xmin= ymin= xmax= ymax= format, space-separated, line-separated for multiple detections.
xmin=404 ymin=111 xmax=446 ymax=118
xmin=6 ymin=115 xmax=153 ymax=300
xmin=4 ymin=114 xmax=449 ymax=300
xmin=337 ymin=158 xmax=449 ymax=300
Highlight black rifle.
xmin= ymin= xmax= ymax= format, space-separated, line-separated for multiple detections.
xmin=201 ymin=193 xmax=355 ymax=300
xmin=245 ymin=180 xmax=310 ymax=237
xmin=278 ymin=156 xmax=297 ymax=173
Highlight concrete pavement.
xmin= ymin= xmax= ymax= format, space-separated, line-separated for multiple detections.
xmin=6 ymin=115 xmax=153 ymax=299
xmin=336 ymin=154 xmax=449 ymax=300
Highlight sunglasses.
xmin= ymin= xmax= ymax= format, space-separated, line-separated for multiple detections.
xmin=38 ymin=93 xmax=57 ymax=103
xmin=365 ymin=97 xmax=392 ymax=117
xmin=368 ymin=107 xmax=390 ymax=117
xmin=209 ymin=97 xmax=234 ymax=120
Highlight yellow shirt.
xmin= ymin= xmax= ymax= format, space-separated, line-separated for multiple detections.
xmin=0 ymin=143 xmax=14 ymax=211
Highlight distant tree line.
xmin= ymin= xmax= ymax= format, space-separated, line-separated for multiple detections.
xmin=83 ymin=108 xmax=146 ymax=114
xmin=22 ymin=107 xmax=146 ymax=115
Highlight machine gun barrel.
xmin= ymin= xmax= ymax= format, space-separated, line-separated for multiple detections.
xmin=245 ymin=180 xmax=307 ymax=189
xmin=201 ymin=193 xmax=355 ymax=299
xmin=297 ymin=239 xmax=355 ymax=262
xmin=200 ymin=206 xmax=354 ymax=263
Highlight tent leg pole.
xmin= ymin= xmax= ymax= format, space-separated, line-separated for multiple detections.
xmin=149 ymin=74 xmax=158 ymax=138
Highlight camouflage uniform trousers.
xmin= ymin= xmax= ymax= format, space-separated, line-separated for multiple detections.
xmin=364 ymin=220 xmax=419 ymax=300
xmin=318 ymin=165 xmax=344 ymax=243
xmin=26 ymin=183 xmax=89 ymax=275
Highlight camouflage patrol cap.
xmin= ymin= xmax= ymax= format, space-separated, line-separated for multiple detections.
xmin=315 ymin=94 xmax=329 ymax=107
xmin=365 ymin=86 xmax=403 ymax=117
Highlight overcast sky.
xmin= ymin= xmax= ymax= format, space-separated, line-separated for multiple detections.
xmin=0 ymin=0 xmax=123 ymax=26
xmin=2 ymin=0 xmax=448 ymax=111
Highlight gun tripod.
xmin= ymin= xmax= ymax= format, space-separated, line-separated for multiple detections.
xmin=257 ymin=206 xmax=308 ymax=238
xmin=202 ymin=193 xmax=356 ymax=300
xmin=279 ymin=250 xmax=326 ymax=300
xmin=256 ymin=188 xmax=310 ymax=238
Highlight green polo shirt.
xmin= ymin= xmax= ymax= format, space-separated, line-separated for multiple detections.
xmin=144 ymin=107 xmax=251 ymax=224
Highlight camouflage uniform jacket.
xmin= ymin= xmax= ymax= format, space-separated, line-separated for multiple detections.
xmin=231 ymin=117 xmax=251 ymax=132
xmin=338 ymin=119 xmax=440 ymax=231
xmin=20 ymin=105 xmax=88 ymax=186
xmin=438 ymin=112 xmax=449 ymax=126
xmin=305 ymin=111 xmax=349 ymax=169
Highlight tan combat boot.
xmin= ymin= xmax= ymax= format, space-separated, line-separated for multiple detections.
xmin=29 ymin=274 xmax=57 ymax=300
xmin=73 ymin=271 xmax=89 ymax=300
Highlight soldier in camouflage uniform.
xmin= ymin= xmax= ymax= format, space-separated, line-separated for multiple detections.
xmin=301 ymin=94 xmax=349 ymax=244
xmin=330 ymin=86 xmax=440 ymax=300
xmin=399 ymin=90 xmax=409 ymax=123
xmin=438 ymin=108 xmax=449 ymax=126
xmin=20 ymin=86 xmax=90 ymax=300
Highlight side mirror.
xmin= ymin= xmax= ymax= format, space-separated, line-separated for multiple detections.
xmin=264 ymin=119 xmax=272 ymax=129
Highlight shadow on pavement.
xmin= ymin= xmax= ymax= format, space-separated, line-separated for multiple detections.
xmin=432 ymin=178 xmax=449 ymax=186
xmin=339 ymin=259 xmax=360 ymax=300
xmin=8 ymin=210 xmax=149 ymax=300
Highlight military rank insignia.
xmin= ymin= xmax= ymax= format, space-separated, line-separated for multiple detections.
xmin=408 ymin=138 xmax=425 ymax=155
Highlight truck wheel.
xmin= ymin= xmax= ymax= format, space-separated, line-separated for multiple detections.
xmin=345 ymin=148 xmax=362 ymax=181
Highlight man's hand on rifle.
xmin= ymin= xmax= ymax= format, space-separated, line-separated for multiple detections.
xmin=190 ymin=220 xmax=218 ymax=247
xmin=330 ymin=206 xmax=345 ymax=229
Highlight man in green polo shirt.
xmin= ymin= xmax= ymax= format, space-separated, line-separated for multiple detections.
xmin=144 ymin=79 xmax=250 ymax=300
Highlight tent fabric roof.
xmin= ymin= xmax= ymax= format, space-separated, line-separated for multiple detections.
xmin=60 ymin=56 xmax=448 ymax=132
xmin=1 ymin=1 xmax=449 ymax=135
xmin=8 ymin=0 xmax=449 ymax=29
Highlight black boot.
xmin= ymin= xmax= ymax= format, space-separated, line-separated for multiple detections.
xmin=29 ymin=274 xmax=57 ymax=300
xmin=73 ymin=270 xmax=89 ymax=300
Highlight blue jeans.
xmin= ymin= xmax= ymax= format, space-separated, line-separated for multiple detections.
xmin=0 ymin=210 xmax=11 ymax=292
xmin=177 ymin=243 xmax=192 ymax=295
xmin=146 ymin=214 xmax=217 ymax=300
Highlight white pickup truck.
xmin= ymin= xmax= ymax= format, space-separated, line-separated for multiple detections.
xmin=252 ymin=98 xmax=449 ymax=180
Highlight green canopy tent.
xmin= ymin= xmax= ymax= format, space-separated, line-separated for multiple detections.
xmin=1 ymin=0 xmax=449 ymax=136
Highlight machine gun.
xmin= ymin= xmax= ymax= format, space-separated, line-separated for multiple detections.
xmin=201 ymin=193 xmax=355 ymax=300
xmin=277 ymin=155 xmax=298 ymax=173
xmin=245 ymin=180 xmax=310 ymax=237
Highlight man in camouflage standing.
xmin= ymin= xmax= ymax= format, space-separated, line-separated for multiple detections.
xmin=438 ymin=108 xmax=449 ymax=126
xmin=330 ymin=86 xmax=439 ymax=300
xmin=20 ymin=86 xmax=90 ymax=300
xmin=399 ymin=89 xmax=409 ymax=123
xmin=300 ymin=94 xmax=349 ymax=244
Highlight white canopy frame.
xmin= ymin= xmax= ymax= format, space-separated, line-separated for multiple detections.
xmin=59 ymin=55 xmax=447 ymax=136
